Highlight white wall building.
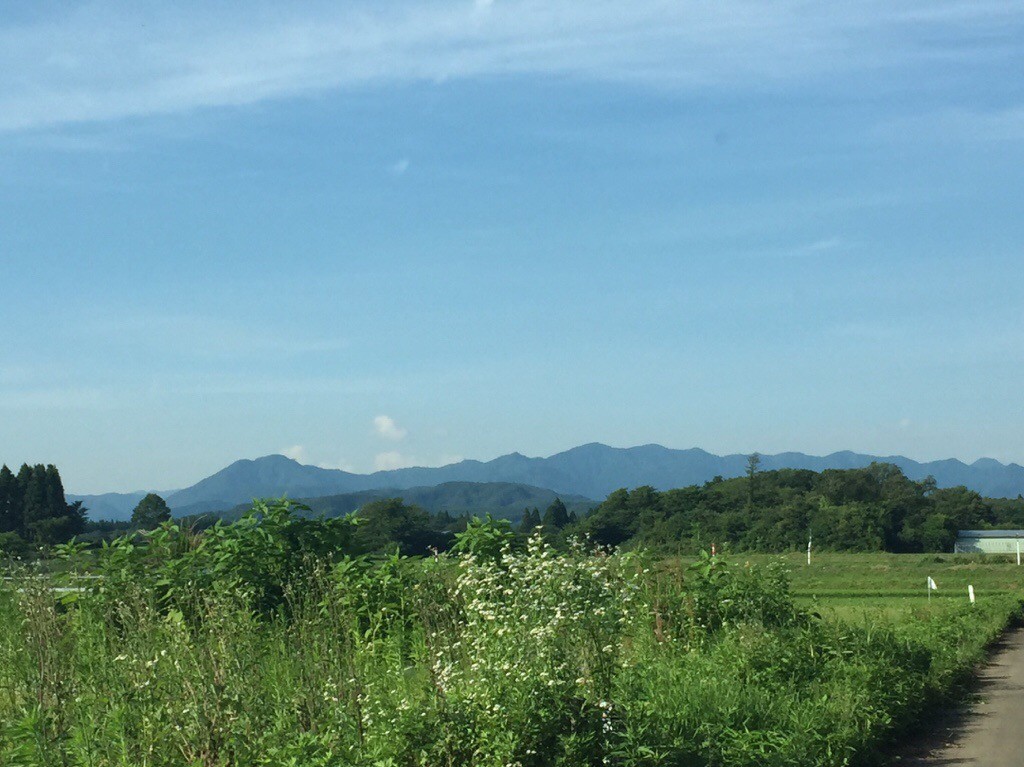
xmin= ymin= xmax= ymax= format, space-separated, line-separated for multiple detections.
xmin=954 ymin=530 xmax=1024 ymax=554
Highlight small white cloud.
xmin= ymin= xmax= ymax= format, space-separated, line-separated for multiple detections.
xmin=373 ymin=414 xmax=407 ymax=441
xmin=374 ymin=451 xmax=414 ymax=471
xmin=388 ymin=158 xmax=410 ymax=176
xmin=282 ymin=445 xmax=307 ymax=462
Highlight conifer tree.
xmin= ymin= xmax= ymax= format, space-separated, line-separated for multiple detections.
xmin=542 ymin=498 xmax=569 ymax=529
xmin=519 ymin=507 xmax=541 ymax=534
xmin=21 ymin=465 xmax=49 ymax=530
xmin=519 ymin=507 xmax=532 ymax=533
xmin=0 ymin=465 xmax=17 ymax=534
xmin=14 ymin=464 xmax=32 ymax=531
xmin=44 ymin=464 xmax=66 ymax=520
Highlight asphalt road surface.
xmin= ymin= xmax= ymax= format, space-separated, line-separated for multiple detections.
xmin=903 ymin=627 xmax=1024 ymax=766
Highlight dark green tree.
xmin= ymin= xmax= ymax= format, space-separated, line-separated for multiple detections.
xmin=542 ymin=498 xmax=569 ymax=529
xmin=21 ymin=465 xmax=49 ymax=533
xmin=0 ymin=465 xmax=19 ymax=535
xmin=131 ymin=493 xmax=172 ymax=529
xmin=44 ymin=465 xmax=67 ymax=520
xmin=352 ymin=497 xmax=440 ymax=555
xmin=746 ymin=452 xmax=761 ymax=511
xmin=582 ymin=489 xmax=637 ymax=547
xmin=518 ymin=507 xmax=541 ymax=534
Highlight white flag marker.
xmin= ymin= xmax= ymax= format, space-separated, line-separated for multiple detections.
xmin=1017 ymin=540 xmax=1020 ymax=567
xmin=927 ymin=576 xmax=938 ymax=602
xmin=807 ymin=535 xmax=812 ymax=566
xmin=968 ymin=584 xmax=976 ymax=604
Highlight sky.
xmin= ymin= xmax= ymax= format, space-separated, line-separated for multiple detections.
xmin=1 ymin=1 xmax=1023 ymax=493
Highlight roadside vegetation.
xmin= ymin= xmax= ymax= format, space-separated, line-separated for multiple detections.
xmin=2 ymin=500 xmax=1022 ymax=766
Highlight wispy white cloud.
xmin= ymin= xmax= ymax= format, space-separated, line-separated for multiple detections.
xmin=0 ymin=1 xmax=1018 ymax=132
xmin=281 ymin=444 xmax=307 ymax=462
xmin=388 ymin=158 xmax=411 ymax=176
xmin=373 ymin=414 xmax=408 ymax=441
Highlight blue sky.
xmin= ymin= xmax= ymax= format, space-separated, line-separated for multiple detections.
xmin=1 ymin=1 xmax=1023 ymax=493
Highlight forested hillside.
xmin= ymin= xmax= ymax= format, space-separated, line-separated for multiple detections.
xmin=578 ymin=461 xmax=1024 ymax=553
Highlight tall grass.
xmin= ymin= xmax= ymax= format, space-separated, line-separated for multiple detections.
xmin=0 ymin=515 xmax=1019 ymax=766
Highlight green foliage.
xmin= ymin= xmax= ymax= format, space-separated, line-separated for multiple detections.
xmin=350 ymin=497 xmax=447 ymax=556
xmin=519 ymin=507 xmax=542 ymax=534
xmin=93 ymin=498 xmax=359 ymax=615
xmin=0 ymin=463 xmax=83 ymax=548
xmin=0 ymin=531 xmax=29 ymax=559
xmin=0 ymin=465 xmax=20 ymax=534
xmin=452 ymin=514 xmax=516 ymax=562
xmin=3 ymin=526 xmax=1022 ymax=766
xmin=130 ymin=493 xmax=172 ymax=529
xmin=579 ymin=464 xmax=1003 ymax=553
xmin=541 ymin=497 xmax=570 ymax=529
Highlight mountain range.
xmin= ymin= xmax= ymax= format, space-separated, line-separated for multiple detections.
xmin=69 ymin=443 xmax=1024 ymax=521
xmin=214 ymin=482 xmax=594 ymax=523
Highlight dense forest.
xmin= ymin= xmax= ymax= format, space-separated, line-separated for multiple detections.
xmin=574 ymin=461 xmax=1024 ymax=553
xmin=0 ymin=464 xmax=86 ymax=551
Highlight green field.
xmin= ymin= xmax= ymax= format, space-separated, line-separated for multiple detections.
xmin=763 ymin=551 xmax=1024 ymax=617
xmin=2 ymin=515 xmax=1023 ymax=767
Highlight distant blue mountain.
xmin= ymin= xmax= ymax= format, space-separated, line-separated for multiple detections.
xmin=72 ymin=444 xmax=1024 ymax=520
xmin=67 ymin=491 xmax=151 ymax=522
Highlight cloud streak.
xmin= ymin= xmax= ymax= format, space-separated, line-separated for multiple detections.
xmin=1 ymin=1 xmax=1019 ymax=132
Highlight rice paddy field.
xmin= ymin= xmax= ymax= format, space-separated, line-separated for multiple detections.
xmin=760 ymin=551 xmax=1024 ymax=619
xmin=2 ymin=522 xmax=1024 ymax=767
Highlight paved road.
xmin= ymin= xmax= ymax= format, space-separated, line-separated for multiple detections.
xmin=903 ymin=627 xmax=1024 ymax=766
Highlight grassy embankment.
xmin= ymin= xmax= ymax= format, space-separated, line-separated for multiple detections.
xmin=1 ymin=527 xmax=1022 ymax=767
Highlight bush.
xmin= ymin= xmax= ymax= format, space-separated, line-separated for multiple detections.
xmin=0 ymin=506 xmax=1020 ymax=767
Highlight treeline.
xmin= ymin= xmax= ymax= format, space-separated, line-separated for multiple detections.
xmin=100 ymin=463 xmax=1024 ymax=556
xmin=573 ymin=462 xmax=1024 ymax=553
xmin=11 ymin=460 xmax=1024 ymax=558
xmin=0 ymin=464 xmax=86 ymax=550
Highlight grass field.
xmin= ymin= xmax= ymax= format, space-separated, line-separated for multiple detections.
xmin=748 ymin=551 xmax=1024 ymax=620
xmin=2 ymin=535 xmax=1024 ymax=767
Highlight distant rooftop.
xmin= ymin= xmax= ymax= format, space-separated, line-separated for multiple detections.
xmin=958 ymin=530 xmax=1024 ymax=539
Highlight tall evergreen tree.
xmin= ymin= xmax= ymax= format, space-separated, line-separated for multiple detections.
xmin=0 ymin=465 xmax=18 ymax=534
xmin=14 ymin=464 xmax=31 ymax=535
xmin=44 ymin=464 xmax=67 ymax=520
xmin=519 ymin=507 xmax=541 ymax=534
xmin=746 ymin=452 xmax=761 ymax=511
xmin=21 ymin=465 xmax=49 ymax=530
xmin=542 ymin=498 xmax=569 ymax=529
xmin=65 ymin=500 xmax=88 ymax=538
